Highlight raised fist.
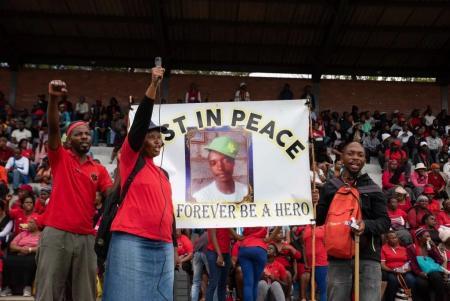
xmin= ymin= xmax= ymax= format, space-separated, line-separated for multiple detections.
xmin=48 ymin=80 xmax=68 ymax=97
xmin=151 ymin=67 xmax=165 ymax=85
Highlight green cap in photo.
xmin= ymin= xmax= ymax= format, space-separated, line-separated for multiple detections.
xmin=205 ymin=136 xmax=239 ymax=159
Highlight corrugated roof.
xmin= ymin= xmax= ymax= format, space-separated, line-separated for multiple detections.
xmin=0 ymin=0 xmax=448 ymax=77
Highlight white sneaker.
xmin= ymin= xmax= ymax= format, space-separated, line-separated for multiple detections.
xmin=0 ymin=287 xmax=12 ymax=297
xmin=23 ymin=286 xmax=32 ymax=297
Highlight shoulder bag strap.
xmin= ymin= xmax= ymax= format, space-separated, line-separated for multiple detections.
xmin=118 ymin=154 xmax=145 ymax=204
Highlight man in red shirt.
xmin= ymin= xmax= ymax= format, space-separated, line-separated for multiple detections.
xmin=35 ymin=80 xmax=112 ymax=301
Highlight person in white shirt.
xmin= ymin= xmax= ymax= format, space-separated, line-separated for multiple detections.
xmin=75 ymin=96 xmax=90 ymax=120
xmin=10 ymin=120 xmax=32 ymax=145
xmin=424 ymin=110 xmax=436 ymax=127
xmin=5 ymin=148 xmax=30 ymax=191
xmin=426 ymin=129 xmax=443 ymax=162
xmin=234 ymin=83 xmax=250 ymax=102
xmin=193 ymin=136 xmax=249 ymax=203
xmin=398 ymin=124 xmax=413 ymax=144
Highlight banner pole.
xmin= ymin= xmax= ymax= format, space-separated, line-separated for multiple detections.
xmin=308 ymin=101 xmax=317 ymax=301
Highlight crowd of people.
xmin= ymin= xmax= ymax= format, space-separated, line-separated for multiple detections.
xmin=0 ymin=73 xmax=449 ymax=301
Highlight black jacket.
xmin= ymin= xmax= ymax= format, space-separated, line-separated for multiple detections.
xmin=316 ymin=173 xmax=390 ymax=262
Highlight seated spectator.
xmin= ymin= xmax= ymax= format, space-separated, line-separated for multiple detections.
xmin=33 ymin=186 xmax=51 ymax=215
xmin=278 ymin=83 xmax=293 ymax=100
xmin=0 ymin=137 xmax=13 ymax=166
xmin=411 ymin=163 xmax=428 ymax=197
xmin=0 ymin=163 xmax=8 ymax=199
xmin=437 ymin=144 xmax=449 ymax=167
xmin=0 ymin=202 xmax=12 ymax=248
xmin=413 ymin=142 xmax=434 ymax=169
xmin=398 ymin=123 xmax=413 ymax=145
xmin=176 ymin=229 xmax=194 ymax=275
xmin=426 ymin=129 xmax=443 ymax=163
xmin=378 ymin=133 xmax=392 ymax=169
xmin=109 ymin=112 xmax=125 ymax=147
xmin=0 ymin=217 xmax=40 ymax=297
xmin=437 ymin=199 xmax=450 ymax=226
xmin=8 ymin=184 xmax=33 ymax=210
xmin=34 ymin=138 xmax=48 ymax=167
xmin=106 ymin=97 xmax=121 ymax=120
xmin=10 ymin=120 xmax=32 ymax=145
xmin=407 ymin=195 xmax=432 ymax=233
xmin=420 ymin=214 xmax=441 ymax=245
xmin=437 ymin=227 xmax=449 ymax=271
xmin=385 ymin=139 xmax=408 ymax=169
xmin=58 ymin=103 xmax=71 ymax=132
xmin=386 ymin=193 xmax=412 ymax=245
xmin=185 ymin=83 xmax=202 ymax=103
xmin=382 ymin=160 xmax=406 ymax=191
xmin=257 ymin=243 xmax=287 ymax=301
xmin=392 ymin=186 xmax=412 ymax=213
xmin=272 ymin=229 xmax=300 ymax=300
xmin=381 ymin=231 xmax=416 ymax=301
xmin=406 ymin=127 xmax=424 ymax=160
xmin=8 ymin=195 xmax=35 ymax=237
xmin=34 ymin=157 xmax=51 ymax=185
xmin=5 ymin=148 xmax=29 ymax=192
xmin=234 ymin=83 xmax=250 ymax=102
xmin=75 ymin=96 xmax=90 ymax=120
xmin=362 ymin=129 xmax=380 ymax=161
xmin=428 ymin=163 xmax=449 ymax=199
xmin=407 ymin=229 xmax=448 ymax=301
xmin=93 ymin=114 xmax=110 ymax=146
xmin=423 ymin=185 xmax=442 ymax=216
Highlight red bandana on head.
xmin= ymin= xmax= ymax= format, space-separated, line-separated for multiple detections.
xmin=66 ymin=121 xmax=88 ymax=137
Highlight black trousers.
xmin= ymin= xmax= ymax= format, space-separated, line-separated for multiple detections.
xmin=3 ymin=253 xmax=37 ymax=293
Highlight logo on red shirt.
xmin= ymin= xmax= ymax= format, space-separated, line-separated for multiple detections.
xmin=90 ymin=173 xmax=98 ymax=182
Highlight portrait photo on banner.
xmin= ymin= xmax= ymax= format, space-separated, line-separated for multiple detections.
xmin=185 ymin=126 xmax=254 ymax=204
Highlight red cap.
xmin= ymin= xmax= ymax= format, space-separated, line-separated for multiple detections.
xmin=19 ymin=184 xmax=33 ymax=193
xmin=392 ymin=139 xmax=402 ymax=146
xmin=424 ymin=186 xmax=435 ymax=194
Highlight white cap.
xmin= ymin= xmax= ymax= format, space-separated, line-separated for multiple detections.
xmin=420 ymin=141 xmax=428 ymax=147
xmin=438 ymin=225 xmax=450 ymax=243
xmin=415 ymin=163 xmax=426 ymax=170
xmin=394 ymin=186 xmax=408 ymax=195
xmin=240 ymin=82 xmax=247 ymax=88
xmin=393 ymin=110 xmax=399 ymax=114
xmin=381 ymin=133 xmax=391 ymax=142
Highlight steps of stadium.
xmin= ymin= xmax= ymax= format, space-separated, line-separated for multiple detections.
xmin=89 ymin=146 xmax=383 ymax=187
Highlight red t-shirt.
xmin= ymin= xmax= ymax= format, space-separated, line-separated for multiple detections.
xmin=388 ymin=208 xmax=407 ymax=229
xmin=241 ymin=227 xmax=268 ymax=250
xmin=20 ymin=149 xmax=34 ymax=160
xmin=112 ymin=138 xmax=174 ymax=242
xmin=381 ymin=244 xmax=408 ymax=269
xmin=33 ymin=198 xmax=47 ymax=215
xmin=274 ymin=242 xmax=301 ymax=268
xmin=428 ymin=173 xmax=446 ymax=192
xmin=303 ymin=225 xmax=328 ymax=267
xmin=9 ymin=208 xmax=32 ymax=236
xmin=0 ymin=147 xmax=13 ymax=164
xmin=207 ymin=228 xmax=231 ymax=254
xmin=385 ymin=149 xmax=407 ymax=162
xmin=263 ymin=260 xmax=287 ymax=281
xmin=177 ymin=234 xmax=193 ymax=256
xmin=436 ymin=211 xmax=450 ymax=226
xmin=428 ymin=199 xmax=441 ymax=216
xmin=42 ymin=146 xmax=112 ymax=235
xmin=397 ymin=198 xmax=412 ymax=213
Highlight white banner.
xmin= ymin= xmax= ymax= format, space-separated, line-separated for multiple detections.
xmin=129 ymin=100 xmax=313 ymax=228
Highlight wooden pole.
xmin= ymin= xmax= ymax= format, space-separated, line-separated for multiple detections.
xmin=354 ymin=234 xmax=360 ymax=301
xmin=308 ymin=101 xmax=317 ymax=301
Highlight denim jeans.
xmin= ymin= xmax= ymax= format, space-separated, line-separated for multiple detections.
xmin=9 ymin=170 xmax=29 ymax=190
xmin=238 ymin=247 xmax=267 ymax=301
xmin=327 ymin=259 xmax=381 ymax=301
xmin=315 ymin=266 xmax=328 ymax=301
xmin=102 ymin=232 xmax=174 ymax=301
xmin=191 ymin=251 xmax=210 ymax=301
xmin=206 ymin=250 xmax=230 ymax=301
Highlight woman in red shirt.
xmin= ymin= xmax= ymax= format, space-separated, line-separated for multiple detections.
xmin=407 ymin=195 xmax=432 ymax=234
xmin=103 ymin=67 xmax=177 ymax=301
xmin=437 ymin=199 xmax=450 ymax=226
xmin=272 ymin=229 xmax=300 ymax=300
xmin=176 ymin=229 xmax=193 ymax=273
xmin=238 ymin=227 xmax=280 ymax=301
xmin=428 ymin=163 xmax=449 ymax=199
xmin=206 ymin=228 xmax=239 ymax=301
xmin=382 ymin=160 xmax=406 ymax=191
xmin=381 ymin=231 xmax=415 ymax=301
xmin=257 ymin=243 xmax=287 ymax=301
xmin=386 ymin=193 xmax=412 ymax=245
